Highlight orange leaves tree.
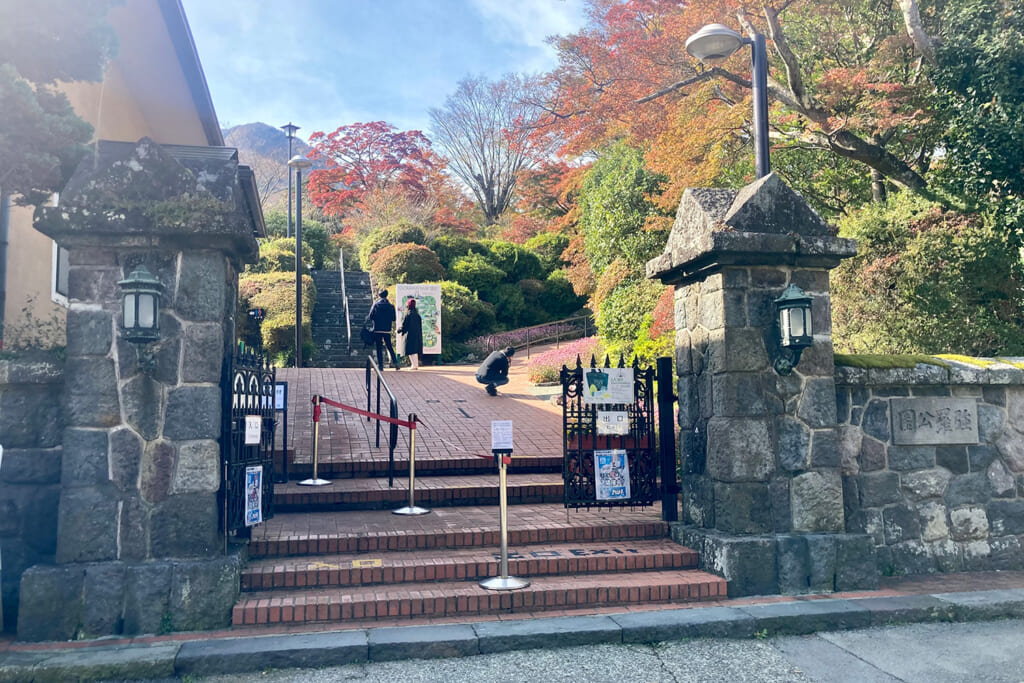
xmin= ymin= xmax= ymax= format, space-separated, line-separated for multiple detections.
xmin=306 ymin=121 xmax=442 ymax=217
xmin=539 ymin=0 xmax=944 ymax=213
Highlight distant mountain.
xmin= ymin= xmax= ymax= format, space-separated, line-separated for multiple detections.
xmin=223 ymin=123 xmax=318 ymax=211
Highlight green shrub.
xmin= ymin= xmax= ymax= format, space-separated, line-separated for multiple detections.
xmin=251 ymin=238 xmax=314 ymax=274
xmin=368 ymin=243 xmax=446 ymax=288
xmin=491 ymin=283 xmax=526 ymax=327
xmin=429 ymin=280 xmax=497 ymax=347
xmin=429 ymin=234 xmax=487 ymax=269
xmin=263 ymin=211 xmax=334 ymax=270
xmin=449 ymin=253 xmax=506 ymax=294
xmin=595 ymin=277 xmax=665 ymax=360
xmin=525 ymin=232 xmax=571 ymax=274
xmin=359 ymin=220 xmax=427 ymax=268
xmin=483 ymin=240 xmax=544 ymax=282
xmin=330 ymin=231 xmax=361 ymax=271
xmin=517 ymin=278 xmax=548 ymax=326
xmin=542 ymin=269 xmax=587 ymax=319
xmin=832 ymin=195 xmax=1024 ymax=356
xmin=238 ymin=271 xmax=316 ymax=365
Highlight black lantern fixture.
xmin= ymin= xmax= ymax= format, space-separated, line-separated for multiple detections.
xmin=773 ymin=284 xmax=813 ymax=375
xmin=118 ymin=264 xmax=163 ymax=344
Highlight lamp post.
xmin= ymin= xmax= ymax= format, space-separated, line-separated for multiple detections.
xmin=685 ymin=23 xmax=770 ymax=178
xmin=287 ymin=154 xmax=312 ymax=368
xmin=281 ymin=122 xmax=300 ymax=238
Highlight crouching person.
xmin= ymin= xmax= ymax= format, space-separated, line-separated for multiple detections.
xmin=475 ymin=346 xmax=515 ymax=396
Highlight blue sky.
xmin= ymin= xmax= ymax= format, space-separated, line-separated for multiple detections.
xmin=181 ymin=0 xmax=587 ymax=142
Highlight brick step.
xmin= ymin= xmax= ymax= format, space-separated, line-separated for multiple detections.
xmin=241 ymin=539 xmax=698 ymax=592
xmin=273 ymin=473 xmax=567 ymax=511
xmin=232 ymin=569 xmax=726 ymax=626
xmin=287 ymin=454 xmax=562 ymax=479
xmin=250 ymin=504 xmax=670 ymax=558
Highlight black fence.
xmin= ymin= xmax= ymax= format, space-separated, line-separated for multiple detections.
xmin=220 ymin=346 xmax=276 ymax=537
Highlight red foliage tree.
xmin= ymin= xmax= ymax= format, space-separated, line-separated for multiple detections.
xmin=306 ymin=121 xmax=441 ymax=216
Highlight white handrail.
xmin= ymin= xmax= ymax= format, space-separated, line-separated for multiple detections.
xmin=340 ymin=247 xmax=352 ymax=352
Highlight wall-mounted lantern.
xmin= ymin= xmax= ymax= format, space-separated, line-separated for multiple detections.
xmin=118 ymin=264 xmax=163 ymax=344
xmin=773 ymin=283 xmax=813 ymax=375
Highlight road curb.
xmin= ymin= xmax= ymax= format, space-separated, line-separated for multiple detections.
xmin=3 ymin=589 xmax=1024 ymax=680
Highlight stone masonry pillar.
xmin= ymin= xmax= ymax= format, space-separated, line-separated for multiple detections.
xmin=17 ymin=138 xmax=259 ymax=640
xmin=647 ymin=174 xmax=877 ymax=596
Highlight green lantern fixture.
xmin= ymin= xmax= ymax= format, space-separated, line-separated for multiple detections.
xmin=118 ymin=264 xmax=163 ymax=344
xmin=773 ymin=283 xmax=813 ymax=374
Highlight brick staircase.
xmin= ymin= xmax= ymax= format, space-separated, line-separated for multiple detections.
xmin=233 ymin=453 xmax=726 ymax=628
xmin=311 ymin=269 xmax=373 ymax=368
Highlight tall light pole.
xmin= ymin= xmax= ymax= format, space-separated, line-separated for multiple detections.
xmin=281 ymin=123 xmax=299 ymax=238
xmin=287 ymin=154 xmax=312 ymax=368
xmin=685 ymin=23 xmax=770 ymax=178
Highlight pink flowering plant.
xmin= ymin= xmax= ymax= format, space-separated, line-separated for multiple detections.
xmin=526 ymin=336 xmax=604 ymax=384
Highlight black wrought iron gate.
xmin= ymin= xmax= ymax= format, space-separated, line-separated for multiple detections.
xmin=220 ymin=346 xmax=276 ymax=536
xmin=561 ymin=356 xmax=658 ymax=508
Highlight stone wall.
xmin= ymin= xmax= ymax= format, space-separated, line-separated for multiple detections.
xmin=0 ymin=353 xmax=63 ymax=631
xmin=838 ymin=358 xmax=1024 ymax=576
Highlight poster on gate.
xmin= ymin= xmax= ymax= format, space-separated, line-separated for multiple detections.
xmin=245 ymin=465 xmax=263 ymax=526
xmin=582 ymin=367 xmax=634 ymax=405
xmin=395 ymin=284 xmax=442 ymax=355
xmin=594 ymin=449 xmax=630 ymax=501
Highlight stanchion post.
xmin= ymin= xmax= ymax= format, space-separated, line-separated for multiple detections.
xmin=298 ymin=395 xmax=331 ymax=486
xmin=393 ymin=413 xmax=430 ymax=515
xmin=480 ymin=447 xmax=529 ymax=591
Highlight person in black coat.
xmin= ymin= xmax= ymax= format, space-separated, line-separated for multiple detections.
xmin=366 ymin=289 xmax=399 ymax=369
xmin=475 ymin=346 xmax=515 ymax=396
xmin=398 ymin=298 xmax=423 ymax=370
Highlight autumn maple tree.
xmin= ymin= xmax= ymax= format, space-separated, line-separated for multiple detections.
xmin=306 ymin=121 xmax=442 ymax=216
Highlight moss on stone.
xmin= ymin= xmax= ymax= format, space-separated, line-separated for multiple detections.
xmin=833 ymin=353 xmax=950 ymax=369
xmin=935 ymin=354 xmax=999 ymax=368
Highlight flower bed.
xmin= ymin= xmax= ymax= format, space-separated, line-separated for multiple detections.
xmin=526 ymin=336 xmax=603 ymax=384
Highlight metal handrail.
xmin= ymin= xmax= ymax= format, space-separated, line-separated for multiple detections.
xmin=365 ymin=354 xmax=400 ymax=486
xmin=479 ymin=312 xmax=593 ymax=358
xmin=340 ymin=247 xmax=352 ymax=353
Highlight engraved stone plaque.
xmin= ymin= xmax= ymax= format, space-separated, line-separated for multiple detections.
xmin=890 ymin=398 xmax=979 ymax=445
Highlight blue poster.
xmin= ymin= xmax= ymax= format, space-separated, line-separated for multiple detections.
xmin=245 ymin=465 xmax=263 ymax=526
xmin=594 ymin=449 xmax=630 ymax=501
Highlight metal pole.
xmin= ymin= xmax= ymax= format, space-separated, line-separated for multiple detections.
xmin=394 ymin=413 xmax=430 ymax=515
xmin=294 ymin=167 xmax=303 ymax=369
xmin=656 ymin=356 xmax=679 ymax=522
xmin=480 ymin=450 xmax=529 ymax=590
xmin=299 ymin=395 xmax=331 ymax=486
xmin=751 ymin=33 xmax=770 ymax=179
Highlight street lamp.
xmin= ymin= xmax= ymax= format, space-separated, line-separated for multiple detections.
xmin=685 ymin=23 xmax=770 ymax=178
xmin=281 ymin=122 xmax=300 ymax=238
xmin=287 ymin=154 xmax=312 ymax=368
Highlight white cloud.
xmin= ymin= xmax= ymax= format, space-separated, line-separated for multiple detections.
xmin=467 ymin=0 xmax=585 ymax=70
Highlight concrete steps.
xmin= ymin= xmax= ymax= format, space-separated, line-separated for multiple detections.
xmin=311 ymin=269 xmax=373 ymax=368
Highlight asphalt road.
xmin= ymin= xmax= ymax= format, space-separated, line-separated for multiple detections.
xmin=191 ymin=619 xmax=1024 ymax=683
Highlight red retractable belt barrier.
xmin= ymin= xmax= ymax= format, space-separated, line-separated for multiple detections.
xmin=312 ymin=395 xmax=419 ymax=430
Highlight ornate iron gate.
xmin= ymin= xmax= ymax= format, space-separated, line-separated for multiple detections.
xmin=221 ymin=346 xmax=276 ymax=535
xmin=561 ymin=355 xmax=657 ymax=508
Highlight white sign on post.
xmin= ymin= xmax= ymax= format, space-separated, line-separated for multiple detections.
xmin=244 ymin=415 xmax=262 ymax=445
xmin=491 ymin=420 xmax=514 ymax=451
xmin=274 ymin=382 xmax=287 ymax=410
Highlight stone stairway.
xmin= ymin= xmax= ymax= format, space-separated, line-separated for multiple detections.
xmin=232 ymin=455 xmax=726 ymax=628
xmin=311 ymin=269 xmax=373 ymax=368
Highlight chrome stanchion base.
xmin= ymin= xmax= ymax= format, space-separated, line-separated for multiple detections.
xmin=480 ymin=576 xmax=530 ymax=591
xmin=393 ymin=505 xmax=431 ymax=516
xmin=297 ymin=478 xmax=332 ymax=486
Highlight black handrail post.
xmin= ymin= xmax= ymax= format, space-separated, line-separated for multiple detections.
xmin=657 ymin=356 xmax=678 ymax=522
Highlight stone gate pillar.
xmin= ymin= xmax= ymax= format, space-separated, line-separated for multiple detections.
xmin=17 ymin=138 xmax=260 ymax=640
xmin=647 ymin=174 xmax=877 ymax=596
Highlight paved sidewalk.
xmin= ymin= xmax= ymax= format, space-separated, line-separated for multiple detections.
xmin=2 ymin=571 xmax=1024 ymax=681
